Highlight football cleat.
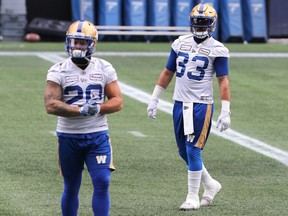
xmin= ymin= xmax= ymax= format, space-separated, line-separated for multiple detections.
xmin=179 ymin=193 xmax=200 ymax=211
xmin=65 ymin=20 xmax=98 ymax=58
xmin=189 ymin=3 xmax=217 ymax=39
xmin=200 ymin=179 xmax=222 ymax=206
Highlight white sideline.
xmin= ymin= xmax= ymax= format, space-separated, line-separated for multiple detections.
xmin=2 ymin=51 xmax=287 ymax=166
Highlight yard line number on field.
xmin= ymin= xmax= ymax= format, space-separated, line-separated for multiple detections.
xmin=2 ymin=51 xmax=287 ymax=166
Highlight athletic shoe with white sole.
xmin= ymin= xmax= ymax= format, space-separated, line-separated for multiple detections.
xmin=179 ymin=193 xmax=200 ymax=211
xmin=200 ymin=179 xmax=222 ymax=206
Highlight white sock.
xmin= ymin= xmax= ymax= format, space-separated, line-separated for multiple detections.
xmin=201 ymin=164 xmax=213 ymax=185
xmin=188 ymin=170 xmax=202 ymax=196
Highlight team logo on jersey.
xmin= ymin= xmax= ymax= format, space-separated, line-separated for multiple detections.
xmin=90 ymin=74 xmax=103 ymax=81
xmin=200 ymin=96 xmax=212 ymax=100
xmin=65 ymin=75 xmax=79 ymax=83
xmin=180 ymin=44 xmax=192 ymax=51
xmin=96 ymin=155 xmax=107 ymax=164
xmin=198 ymin=48 xmax=210 ymax=56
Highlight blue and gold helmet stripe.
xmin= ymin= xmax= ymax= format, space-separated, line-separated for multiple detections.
xmin=77 ymin=20 xmax=85 ymax=33
xmin=198 ymin=3 xmax=206 ymax=14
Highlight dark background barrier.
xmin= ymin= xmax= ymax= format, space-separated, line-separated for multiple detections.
xmin=26 ymin=0 xmax=71 ymax=23
xmin=268 ymin=0 xmax=288 ymax=38
xmin=1 ymin=0 xmax=286 ymax=42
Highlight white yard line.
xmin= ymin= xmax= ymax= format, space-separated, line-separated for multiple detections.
xmin=119 ymin=82 xmax=288 ymax=166
xmin=1 ymin=51 xmax=288 ymax=58
xmin=2 ymin=51 xmax=288 ymax=166
xmin=127 ymin=131 xmax=147 ymax=138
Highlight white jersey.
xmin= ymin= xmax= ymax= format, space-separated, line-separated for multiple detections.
xmin=46 ymin=57 xmax=118 ymax=134
xmin=171 ymin=35 xmax=229 ymax=104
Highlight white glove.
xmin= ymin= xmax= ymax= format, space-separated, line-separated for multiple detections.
xmin=79 ymin=99 xmax=100 ymax=116
xmin=216 ymin=100 xmax=231 ymax=132
xmin=216 ymin=110 xmax=231 ymax=132
xmin=147 ymin=85 xmax=165 ymax=119
xmin=147 ymin=98 xmax=159 ymax=119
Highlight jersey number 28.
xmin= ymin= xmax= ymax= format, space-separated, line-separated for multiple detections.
xmin=64 ymin=84 xmax=103 ymax=105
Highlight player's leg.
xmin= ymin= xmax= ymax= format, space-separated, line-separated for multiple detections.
xmin=89 ymin=168 xmax=111 ymax=216
xmin=178 ymin=103 xmax=214 ymax=210
xmin=58 ymin=136 xmax=85 ymax=216
xmin=193 ymin=103 xmax=222 ymax=206
xmin=61 ymin=172 xmax=82 ymax=216
xmin=200 ymin=164 xmax=222 ymax=206
xmin=173 ymin=101 xmax=201 ymax=210
xmin=85 ymin=131 xmax=114 ymax=216
xmin=179 ymin=145 xmax=202 ymax=211
xmin=173 ymin=101 xmax=188 ymax=164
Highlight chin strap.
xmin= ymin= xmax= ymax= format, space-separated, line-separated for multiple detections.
xmin=85 ymin=57 xmax=94 ymax=64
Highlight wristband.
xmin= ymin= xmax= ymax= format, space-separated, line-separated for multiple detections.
xmin=221 ymin=100 xmax=230 ymax=112
xmin=152 ymin=85 xmax=165 ymax=99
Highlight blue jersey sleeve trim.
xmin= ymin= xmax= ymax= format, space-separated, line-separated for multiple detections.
xmin=165 ymin=48 xmax=177 ymax=72
xmin=214 ymin=57 xmax=229 ymax=77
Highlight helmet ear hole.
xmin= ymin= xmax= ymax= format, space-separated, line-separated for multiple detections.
xmin=65 ymin=20 xmax=98 ymax=58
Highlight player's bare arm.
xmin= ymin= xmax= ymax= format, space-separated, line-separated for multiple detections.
xmin=217 ymin=75 xmax=231 ymax=101
xmin=156 ymin=67 xmax=174 ymax=89
xmin=217 ymin=75 xmax=231 ymax=132
xmin=100 ymin=80 xmax=123 ymax=114
xmin=44 ymin=80 xmax=81 ymax=117
xmin=147 ymin=67 xmax=174 ymax=119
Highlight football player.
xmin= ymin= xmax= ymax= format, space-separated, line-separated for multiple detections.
xmin=44 ymin=20 xmax=123 ymax=216
xmin=147 ymin=3 xmax=231 ymax=210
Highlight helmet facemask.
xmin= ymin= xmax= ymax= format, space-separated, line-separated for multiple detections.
xmin=66 ymin=34 xmax=96 ymax=58
xmin=190 ymin=16 xmax=216 ymax=39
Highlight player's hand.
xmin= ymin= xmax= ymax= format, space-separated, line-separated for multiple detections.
xmin=79 ymin=99 xmax=100 ymax=116
xmin=147 ymin=98 xmax=158 ymax=119
xmin=216 ymin=110 xmax=231 ymax=132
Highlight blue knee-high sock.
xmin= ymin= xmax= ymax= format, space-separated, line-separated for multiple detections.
xmin=61 ymin=172 xmax=82 ymax=216
xmin=90 ymin=169 xmax=111 ymax=216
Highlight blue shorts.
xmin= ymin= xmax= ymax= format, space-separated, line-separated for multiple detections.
xmin=57 ymin=130 xmax=115 ymax=176
xmin=173 ymin=101 xmax=214 ymax=151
